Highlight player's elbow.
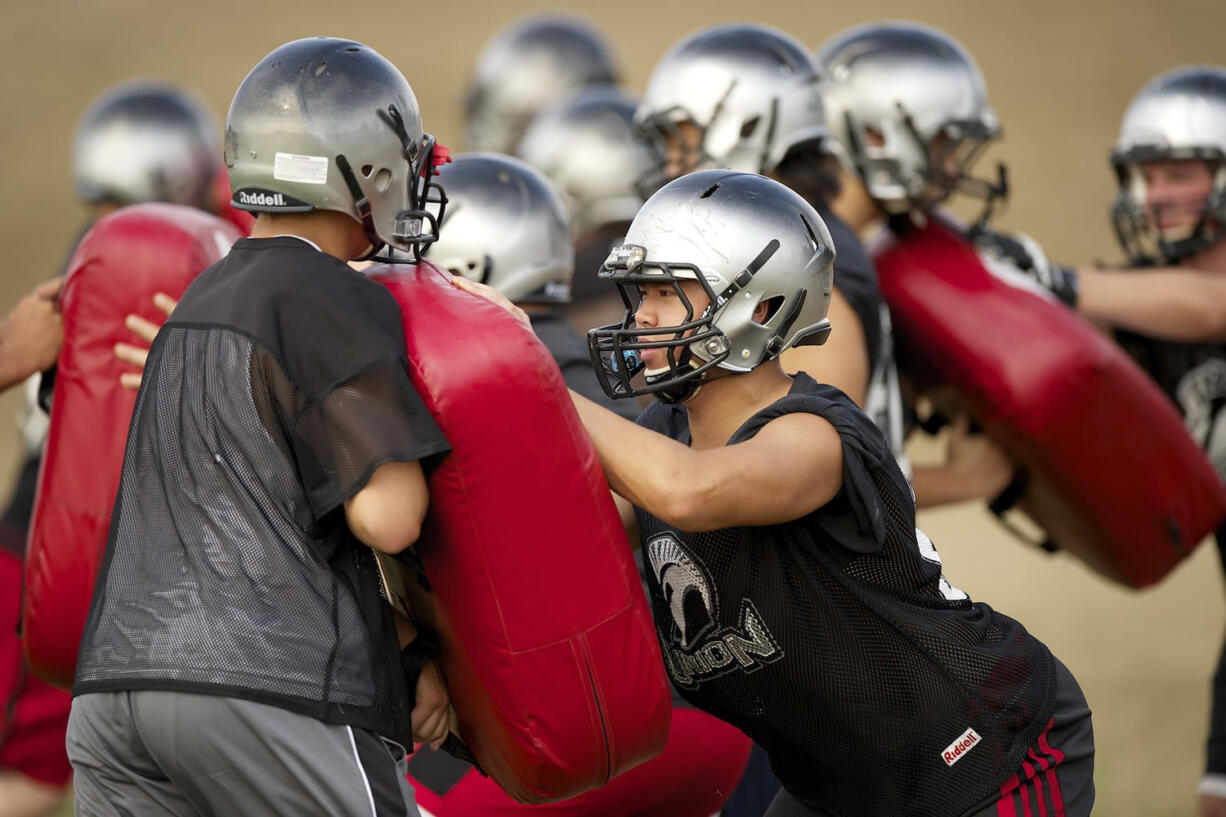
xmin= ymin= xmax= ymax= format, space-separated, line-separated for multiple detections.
xmin=654 ymin=474 xmax=721 ymax=533
xmin=1194 ymin=299 xmax=1226 ymax=342
xmin=345 ymin=461 xmax=429 ymax=554
xmin=349 ymin=508 xmax=422 ymax=555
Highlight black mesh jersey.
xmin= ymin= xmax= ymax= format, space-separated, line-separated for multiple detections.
xmin=1116 ymin=329 xmax=1226 ymax=484
xmin=634 ymin=373 xmax=1055 ymax=817
xmin=529 ymin=308 xmax=639 ymax=421
xmin=73 ymin=237 xmax=450 ymax=746
xmin=818 ymin=209 xmax=908 ymax=468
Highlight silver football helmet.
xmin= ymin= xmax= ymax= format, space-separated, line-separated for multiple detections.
xmin=518 ymin=86 xmax=651 ymax=238
xmin=462 ymin=15 xmax=619 ymax=155
xmin=634 ymin=23 xmax=828 ymax=194
xmin=589 ymin=170 xmax=835 ymax=403
xmin=74 ymin=81 xmax=218 ymax=210
xmin=1110 ymin=65 xmax=1226 ymax=264
xmin=816 ymin=21 xmax=1004 ymax=215
xmin=225 ymin=37 xmax=446 ymax=257
xmin=426 ymin=153 xmax=573 ymax=304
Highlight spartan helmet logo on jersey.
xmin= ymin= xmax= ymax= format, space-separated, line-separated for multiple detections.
xmin=646 ymin=534 xmax=717 ymax=650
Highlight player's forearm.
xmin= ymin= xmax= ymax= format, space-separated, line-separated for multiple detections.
xmin=570 ymin=390 xmax=703 ymax=528
xmin=1075 ymin=267 xmax=1226 ymax=342
xmin=911 ymin=465 xmax=986 ymax=508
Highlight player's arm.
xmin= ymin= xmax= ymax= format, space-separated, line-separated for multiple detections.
xmin=779 ymin=287 xmax=869 ymax=406
xmin=0 ymin=278 xmax=63 ymax=392
xmin=1073 ymin=266 xmax=1226 ymax=342
xmin=911 ymin=414 xmax=1014 ymax=508
xmin=571 ymin=392 xmax=844 ymax=532
xmin=344 ymin=460 xmax=429 ymax=554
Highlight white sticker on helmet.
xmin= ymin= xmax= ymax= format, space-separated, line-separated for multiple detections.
xmin=273 ymin=152 xmax=328 ymax=185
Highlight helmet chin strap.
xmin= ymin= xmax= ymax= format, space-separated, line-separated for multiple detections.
xmin=335 ymin=153 xmax=387 ymax=260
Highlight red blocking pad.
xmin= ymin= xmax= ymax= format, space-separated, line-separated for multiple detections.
xmin=23 ymin=203 xmax=242 ymax=687
xmin=874 ymin=220 xmax=1226 ymax=588
xmin=371 ymin=262 xmax=671 ymax=802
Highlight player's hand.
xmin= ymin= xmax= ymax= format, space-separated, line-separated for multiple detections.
xmin=0 ymin=277 xmax=63 ymax=391
xmin=115 ymin=292 xmax=177 ymax=390
xmin=945 ymin=414 xmax=1014 ymax=501
xmin=411 ymin=659 xmax=453 ymax=749
xmin=449 ymin=275 xmax=531 ymax=328
xmin=972 ymin=228 xmax=1079 ymax=307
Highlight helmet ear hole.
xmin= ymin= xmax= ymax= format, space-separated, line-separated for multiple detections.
xmin=371 ymin=168 xmax=392 ymax=192
xmin=739 ymin=116 xmax=761 ymax=138
xmin=753 ymin=295 xmax=784 ymax=326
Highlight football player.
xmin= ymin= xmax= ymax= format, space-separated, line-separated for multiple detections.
xmin=460 ymin=169 xmax=1095 ymax=816
xmin=67 ymin=38 xmax=452 ymax=817
xmin=0 ymin=80 xmax=225 ymax=817
xmin=518 ymin=85 xmax=654 ymax=336
xmin=1089 ymin=65 xmax=1226 ymax=817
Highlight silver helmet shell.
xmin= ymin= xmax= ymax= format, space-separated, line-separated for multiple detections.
xmin=225 ymin=37 xmax=444 ymax=255
xmin=518 ymin=86 xmax=651 ymax=237
xmin=73 ymin=81 xmax=218 ymax=210
xmin=816 ymin=21 xmax=1001 ymax=212
xmin=635 ymin=23 xmax=828 ymax=192
xmin=426 ymin=153 xmax=573 ymax=304
xmin=463 ymin=15 xmax=619 ymax=155
xmin=1110 ymin=65 xmax=1226 ymax=263
xmin=589 ymin=170 xmax=835 ymax=403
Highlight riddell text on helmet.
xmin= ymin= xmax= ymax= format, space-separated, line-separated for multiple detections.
xmin=941 ymin=727 xmax=981 ymax=767
xmin=237 ymin=191 xmax=288 ymax=207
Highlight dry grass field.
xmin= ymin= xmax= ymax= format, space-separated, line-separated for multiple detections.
xmin=3 ymin=1 xmax=1225 ymax=814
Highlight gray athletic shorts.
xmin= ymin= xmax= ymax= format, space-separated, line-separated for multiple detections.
xmin=67 ymin=690 xmax=419 ymax=817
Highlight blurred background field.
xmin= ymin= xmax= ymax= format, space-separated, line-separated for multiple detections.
xmin=3 ymin=1 xmax=1224 ymax=814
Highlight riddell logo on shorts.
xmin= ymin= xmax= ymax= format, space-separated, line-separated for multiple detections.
xmin=237 ymin=191 xmax=288 ymax=207
xmin=941 ymin=727 xmax=981 ymax=767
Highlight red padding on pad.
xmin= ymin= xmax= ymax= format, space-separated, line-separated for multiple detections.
xmin=23 ymin=203 xmax=242 ymax=687
xmin=874 ymin=220 xmax=1226 ymax=588
xmin=371 ymin=262 xmax=671 ymax=802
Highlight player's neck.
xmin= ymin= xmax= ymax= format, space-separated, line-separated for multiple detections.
xmin=1185 ymin=235 xmax=1226 ymax=274
xmin=684 ymin=362 xmax=793 ymax=450
xmin=250 ymin=211 xmax=369 ymax=262
xmin=830 ymin=172 xmax=881 ymax=236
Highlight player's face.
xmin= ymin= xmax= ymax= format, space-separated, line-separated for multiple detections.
xmin=1137 ymin=159 xmax=1215 ymax=237
xmin=661 ymin=120 xmax=704 ymax=181
xmin=633 ymin=278 xmax=711 ymax=371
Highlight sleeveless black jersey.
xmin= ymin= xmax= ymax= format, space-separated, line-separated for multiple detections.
xmin=634 ymin=374 xmax=1055 ymax=817
xmin=1116 ymin=329 xmax=1226 ymax=485
xmin=74 ymin=237 xmax=450 ymax=746
xmin=819 ymin=209 xmax=908 ymax=471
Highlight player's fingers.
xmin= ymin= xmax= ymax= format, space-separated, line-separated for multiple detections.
xmin=33 ymin=277 xmax=64 ymax=299
xmin=153 ymin=293 xmax=178 ymax=316
xmin=413 ymin=705 xmax=447 ymax=744
xmin=125 ymin=314 xmax=161 ymax=343
xmin=114 ymin=343 xmax=149 ymax=368
xmin=119 ymin=372 xmax=143 ymax=391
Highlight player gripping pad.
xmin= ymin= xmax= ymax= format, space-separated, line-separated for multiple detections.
xmin=22 ymin=203 xmax=242 ymax=687
xmin=874 ymin=220 xmax=1226 ymax=588
xmin=369 ymin=263 xmax=671 ymax=803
